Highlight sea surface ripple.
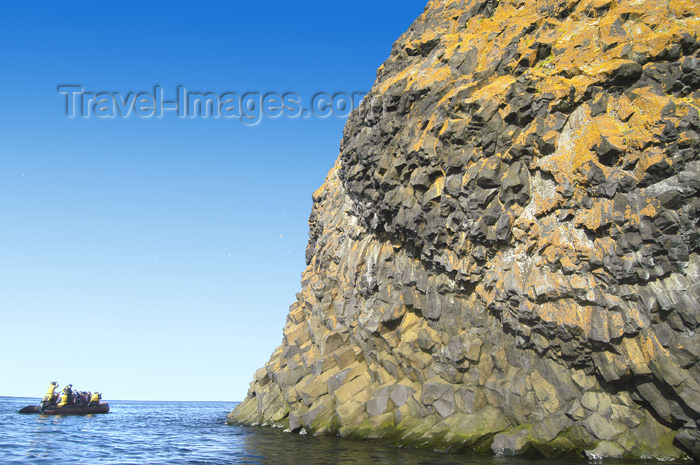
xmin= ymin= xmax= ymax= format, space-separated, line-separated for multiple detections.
xmin=0 ymin=396 xmax=663 ymax=464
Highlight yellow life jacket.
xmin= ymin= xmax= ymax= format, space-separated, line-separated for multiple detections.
xmin=58 ymin=387 xmax=72 ymax=407
xmin=43 ymin=383 xmax=58 ymax=402
xmin=43 ymin=384 xmax=57 ymax=403
xmin=90 ymin=392 xmax=101 ymax=403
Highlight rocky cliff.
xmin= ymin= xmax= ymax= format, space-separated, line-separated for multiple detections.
xmin=228 ymin=0 xmax=700 ymax=459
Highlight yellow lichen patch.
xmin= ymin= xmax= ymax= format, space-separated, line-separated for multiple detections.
xmin=438 ymin=31 xmax=473 ymax=64
xmin=528 ymin=75 xmax=572 ymax=101
xmin=623 ymin=196 xmax=657 ymax=225
xmin=409 ymin=86 xmax=463 ymax=153
xmin=552 ymin=27 xmax=601 ymax=70
xmin=609 ymin=93 xmax=636 ymax=121
xmin=512 ymin=214 xmax=536 ymax=240
xmin=629 ymin=87 xmax=670 ymax=122
xmin=635 ymin=147 xmax=671 ymax=184
xmin=598 ymin=15 xmax=630 ymax=49
xmin=438 ymin=118 xmax=457 ymax=137
xmin=559 ymin=255 xmax=578 ymax=273
xmin=535 ymin=222 xmax=575 ymax=257
xmin=480 ymin=13 xmax=541 ymax=71
xmin=614 ymin=2 xmax=646 ymax=20
xmin=668 ymin=0 xmax=700 ymax=17
xmin=607 ymin=312 xmax=625 ymax=340
xmin=377 ymin=56 xmax=453 ymax=97
xmin=540 ymin=243 xmax=564 ymax=265
xmin=581 ymin=58 xmax=638 ymax=82
xmin=635 ymin=29 xmax=680 ymax=58
xmin=569 ymin=75 xmax=596 ymax=102
xmin=593 ymin=113 xmax=626 ymax=148
xmin=376 ymin=67 xmax=414 ymax=96
xmin=413 ymin=65 xmax=453 ymax=90
xmin=517 ymin=43 xmax=538 ymax=68
xmin=535 ymin=193 xmax=563 ymax=219
xmin=574 ymin=199 xmax=614 ymax=232
xmin=620 ymin=338 xmax=652 ymax=375
xmin=638 ymin=198 xmax=659 ymax=219
xmin=410 ymin=114 xmax=439 ymax=153
xmin=438 ymin=248 xmax=470 ymax=275
xmin=637 ymin=331 xmax=672 ymax=362
xmin=471 ymin=74 xmax=517 ymax=102
xmin=404 ymin=28 xmax=439 ymax=51
xmin=626 ymin=21 xmax=655 ymax=43
xmin=429 ymin=173 xmax=445 ymax=195
xmin=538 ymin=105 xmax=605 ymax=184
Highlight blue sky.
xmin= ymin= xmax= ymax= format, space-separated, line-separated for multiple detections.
xmin=0 ymin=1 xmax=427 ymax=401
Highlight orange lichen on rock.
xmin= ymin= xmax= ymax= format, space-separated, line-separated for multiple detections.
xmin=574 ymin=198 xmax=614 ymax=231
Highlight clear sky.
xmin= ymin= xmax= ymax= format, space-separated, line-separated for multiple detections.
xmin=0 ymin=1 xmax=428 ymax=401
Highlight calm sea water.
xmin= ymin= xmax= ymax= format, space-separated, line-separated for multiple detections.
xmin=0 ymin=396 xmax=665 ymax=464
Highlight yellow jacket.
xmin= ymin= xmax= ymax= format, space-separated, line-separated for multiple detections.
xmin=57 ymin=386 xmax=72 ymax=407
xmin=90 ymin=392 xmax=101 ymax=403
xmin=43 ymin=383 xmax=58 ymax=403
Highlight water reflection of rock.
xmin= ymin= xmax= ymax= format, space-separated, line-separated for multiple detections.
xmin=238 ymin=425 xmax=483 ymax=465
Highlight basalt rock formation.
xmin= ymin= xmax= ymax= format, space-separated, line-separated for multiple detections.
xmin=228 ymin=0 xmax=700 ymax=459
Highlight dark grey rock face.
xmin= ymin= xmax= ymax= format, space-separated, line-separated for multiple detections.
xmin=229 ymin=0 xmax=700 ymax=459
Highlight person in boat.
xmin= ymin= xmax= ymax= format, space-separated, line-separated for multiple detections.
xmin=40 ymin=381 xmax=59 ymax=412
xmin=57 ymin=384 xmax=73 ymax=407
xmin=89 ymin=392 xmax=102 ymax=406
